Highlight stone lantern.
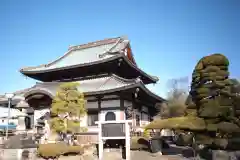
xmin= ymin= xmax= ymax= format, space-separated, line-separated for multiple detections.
xmin=15 ymin=100 xmax=29 ymax=133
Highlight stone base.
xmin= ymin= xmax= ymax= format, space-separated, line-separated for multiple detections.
xmin=212 ymin=150 xmax=238 ymax=160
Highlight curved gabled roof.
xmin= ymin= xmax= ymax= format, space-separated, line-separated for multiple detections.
xmin=20 ymin=36 xmax=158 ymax=83
xmin=20 ymin=36 xmax=127 ymax=72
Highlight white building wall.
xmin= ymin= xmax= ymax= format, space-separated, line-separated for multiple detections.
xmin=82 ymin=99 xmax=125 ymax=132
xmin=100 ymin=100 xmax=123 ymax=121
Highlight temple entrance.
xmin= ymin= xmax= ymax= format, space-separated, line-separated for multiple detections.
xmin=105 ymin=112 xmax=116 ymax=121
xmin=24 ymin=117 xmax=31 ymax=130
xmin=24 ymin=90 xmax=53 ymax=130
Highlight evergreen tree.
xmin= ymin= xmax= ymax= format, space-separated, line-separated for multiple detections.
xmin=146 ymin=53 xmax=240 ymax=152
xmin=50 ymin=82 xmax=86 ymax=134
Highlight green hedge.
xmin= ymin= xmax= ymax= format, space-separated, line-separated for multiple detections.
xmin=37 ymin=143 xmax=84 ymax=159
xmin=130 ymin=137 xmax=150 ymax=150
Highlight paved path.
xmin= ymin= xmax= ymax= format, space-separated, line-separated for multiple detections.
xmin=103 ymin=150 xmax=189 ymax=160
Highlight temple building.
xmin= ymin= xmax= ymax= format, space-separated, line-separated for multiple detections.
xmin=0 ymin=36 xmax=165 ymax=142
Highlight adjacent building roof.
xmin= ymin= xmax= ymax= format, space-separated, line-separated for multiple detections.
xmin=20 ymin=36 xmax=159 ymax=83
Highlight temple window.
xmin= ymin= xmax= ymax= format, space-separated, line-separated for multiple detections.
xmin=25 ymin=117 xmax=31 ymax=130
xmin=105 ymin=112 xmax=116 ymax=121
xmin=88 ymin=112 xmax=98 ymax=126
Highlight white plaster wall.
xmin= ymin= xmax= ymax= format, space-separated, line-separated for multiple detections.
xmin=83 ymin=99 xmax=125 ymax=132
xmin=100 ymin=109 xmax=123 ymax=121
xmin=100 ymin=99 xmax=124 ymax=121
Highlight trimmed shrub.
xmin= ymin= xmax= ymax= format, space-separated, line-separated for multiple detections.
xmin=37 ymin=143 xmax=67 ymax=159
xmin=64 ymin=145 xmax=84 ymax=155
xmin=130 ymin=137 xmax=149 ymax=150
xmin=37 ymin=143 xmax=84 ymax=159
xmin=145 ymin=117 xmax=206 ymax=131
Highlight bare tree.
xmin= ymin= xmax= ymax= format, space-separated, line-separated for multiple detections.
xmin=155 ymin=77 xmax=189 ymax=119
xmin=167 ymin=76 xmax=189 ymax=103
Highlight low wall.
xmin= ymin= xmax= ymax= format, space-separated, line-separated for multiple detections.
xmin=0 ymin=148 xmax=37 ymax=160
xmin=76 ymin=135 xmax=98 ymax=144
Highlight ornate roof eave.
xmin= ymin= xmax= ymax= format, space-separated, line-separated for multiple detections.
xmin=84 ymin=80 xmax=166 ymax=103
xmin=126 ymin=43 xmax=137 ymax=66
xmin=20 ymin=74 xmax=165 ymax=105
xmin=120 ymin=54 xmax=159 ymax=83
xmin=20 ymin=54 xmax=159 ymax=84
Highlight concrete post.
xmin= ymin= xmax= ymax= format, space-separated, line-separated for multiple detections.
xmin=125 ymin=121 xmax=130 ymax=160
xmin=98 ymin=121 xmax=103 ymax=160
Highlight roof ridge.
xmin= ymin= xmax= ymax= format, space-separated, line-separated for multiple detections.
xmin=68 ymin=36 xmax=123 ymax=51
xmin=46 ymin=37 xmax=122 ymax=67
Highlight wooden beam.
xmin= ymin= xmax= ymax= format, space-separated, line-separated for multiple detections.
xmin=120 ymin=96 xmax=124 ymax=111
xmin=87 ymin=95 xmax=119 ymax=102
xmin=100 ymin=107 xmax=121 ymax=111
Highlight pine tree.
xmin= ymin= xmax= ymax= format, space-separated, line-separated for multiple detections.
xmin=146 ymin=53 xmax=240 ymax=152
xmin=50 ymin=82 xmax=86 ymax=134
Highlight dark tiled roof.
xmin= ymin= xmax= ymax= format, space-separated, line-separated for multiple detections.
xmin=19 ymin=36 xmax=159 ymax=83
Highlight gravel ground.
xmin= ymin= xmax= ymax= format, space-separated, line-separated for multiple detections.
xmin=131 ymin=150 xmax=189 ymax=160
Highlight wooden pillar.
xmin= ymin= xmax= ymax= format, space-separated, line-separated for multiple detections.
xmin=97 ymin=96 xmax=103 ymax=159
xmin=97 ymin=96 xmax=102 ymax=121
xmin=120 ymin=96 xmax=125 ymax=120
xmin=132 ymin=100 xmax=136 ymax=127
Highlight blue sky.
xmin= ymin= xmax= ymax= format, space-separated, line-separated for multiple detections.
xmin=0 ymin=0 xmax=239 ymax=98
